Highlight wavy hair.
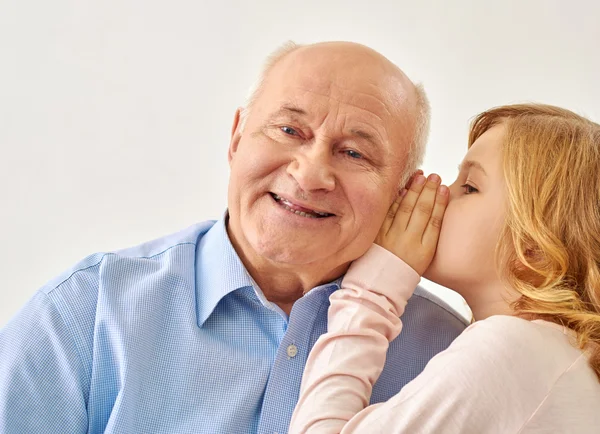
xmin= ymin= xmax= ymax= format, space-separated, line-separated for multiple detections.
xmin=469 ymin=104 xmax=600 ymax=381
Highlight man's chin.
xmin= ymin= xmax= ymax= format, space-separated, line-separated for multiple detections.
xmin=252 ymin=238 xmax=328 ymax=266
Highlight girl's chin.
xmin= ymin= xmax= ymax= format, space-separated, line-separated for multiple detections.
xmin=422 ymin=260 xmax=441 ymax=282
xmin=422 ymin=263 xmax=459 ymax=292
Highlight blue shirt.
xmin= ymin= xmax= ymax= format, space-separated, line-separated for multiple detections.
xmin=0 ymin=217 xmax=468 ymax=434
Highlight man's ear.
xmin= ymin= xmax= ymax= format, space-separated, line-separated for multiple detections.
xmin=228 ymin=107 xmax=244 ymax=164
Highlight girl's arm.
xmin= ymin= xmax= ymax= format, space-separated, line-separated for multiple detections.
xmin=290 ymin=174 xmax=450 ymax=433
xmin=289 ymin=175 xmax=549 ymax=433
xmin=288 ymin=243 xmax=419 ymax=432
xmin=289 ymin=264 xmax=540 ymax=433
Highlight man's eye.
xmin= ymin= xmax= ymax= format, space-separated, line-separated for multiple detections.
xmin=280 ymin=126 xmax=299 ymax=136
xmin=461 ymin=184 xmax=479 ymax=194
xmin=345 ymin=150 xmax=363 ymax=159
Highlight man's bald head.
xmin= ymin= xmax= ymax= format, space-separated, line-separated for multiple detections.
xmin=227 ymin=40 xmax=430 ymax=285
xmin=242 ymin=41 xmax=429 ymax=184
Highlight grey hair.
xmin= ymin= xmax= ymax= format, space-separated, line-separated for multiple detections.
xmin=239 ymin=41 xmax=302 ymax=130
xmin=240 ymin=41 xmax=431 ymax=186
xmin=400 ymin=82 xmax=430 ymax=187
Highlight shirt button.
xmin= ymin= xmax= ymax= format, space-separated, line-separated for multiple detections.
xmin=287 ymin=344 xmax=298 ymax=358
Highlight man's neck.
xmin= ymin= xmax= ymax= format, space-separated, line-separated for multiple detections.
xmin=226 ymin=223 xmax=349 ymax=316
xmin=250 ymin=266 xmax=345 ymax=315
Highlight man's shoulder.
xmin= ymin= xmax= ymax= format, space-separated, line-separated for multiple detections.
xmin=113 ymin=220 xmax=216 ymax=259
xmin=369 ymin=285 xmax=469 ymax=403
xmin=2 ymin=220 xmax=218 ymax=364
xmin=405 ymin=285 xmax=470 ymax=331
xmin=42 ymin=220 xmax=216 ymax=297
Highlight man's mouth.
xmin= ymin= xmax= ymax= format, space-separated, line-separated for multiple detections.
xmin=270 ymin=193 xmax=334 ymax=219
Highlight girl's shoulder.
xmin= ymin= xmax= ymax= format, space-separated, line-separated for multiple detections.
xmin=453 ymin=315 xmax=584 ymax=374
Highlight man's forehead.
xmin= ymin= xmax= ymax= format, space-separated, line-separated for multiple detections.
xmin=265 ymin=49 xmax=407 ymax=112
xmin=254 ymin=46 xmax=417 ymax=151
xmin=266 ymin=77 xmax=399 ymax=123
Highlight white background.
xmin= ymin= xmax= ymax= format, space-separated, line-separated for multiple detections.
xmin=1 ymin=0 xmax=599 ymax=327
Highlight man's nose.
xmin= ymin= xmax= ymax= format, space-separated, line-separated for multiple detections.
xmin=286 ymin=146 xmax=336 ymax=193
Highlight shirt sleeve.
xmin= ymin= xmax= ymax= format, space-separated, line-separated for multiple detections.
xmin=0 ymin=291 xmax=88 ymax=433
xmin=288 ymin=246 xmax=546 ymax=434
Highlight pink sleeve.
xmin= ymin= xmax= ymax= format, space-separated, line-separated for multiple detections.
xmin=288 ymin=262 xmax=564 ymax=434
xmin=288 ymin=244 xmax=420 ymax=433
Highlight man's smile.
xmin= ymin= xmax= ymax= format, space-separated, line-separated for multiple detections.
xmin=270 ymin=192 xmax=335 ymax=219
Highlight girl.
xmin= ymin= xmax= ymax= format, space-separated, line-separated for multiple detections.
xmin=289 ymin=104 xmax=600 ymax=433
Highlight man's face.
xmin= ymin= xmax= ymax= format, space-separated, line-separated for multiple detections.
xmin=227 ymin=44 xmax=416 ymax=273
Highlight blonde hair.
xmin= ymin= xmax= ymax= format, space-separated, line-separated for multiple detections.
xmin=469 ymin=103 xmax=600 ymax=380
xmin=240 ymin=41 xmax=430 ymax=186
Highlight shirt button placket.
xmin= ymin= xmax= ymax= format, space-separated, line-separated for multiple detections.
xmin=286 ymin=344 xmax=298 ymax=359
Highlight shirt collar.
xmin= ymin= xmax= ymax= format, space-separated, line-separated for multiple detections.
xmin=195 ymin=213 xmax=344 ymax=327
xmin=195 ymin=214 xmax=255 ymax=327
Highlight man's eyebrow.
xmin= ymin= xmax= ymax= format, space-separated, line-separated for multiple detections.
xmin=350 ymin=129 xmax=382 ymax=147
xmin=458 ymin=160 xmax=487 ymax=176
xmin=272 ymin=104 xmax=308 ymax=117
xmin=268 ymin=106 xmax=383 ymax=147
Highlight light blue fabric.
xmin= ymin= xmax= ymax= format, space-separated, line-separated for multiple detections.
xmin=0 ymin=216 xmax=468 ymax=434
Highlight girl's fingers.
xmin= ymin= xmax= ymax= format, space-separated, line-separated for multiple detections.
xmin=404 ymin=169 xmax=424 ymax=190
xmin=403 ymin=174 xmax=442 ymax=236
xmin=380 ymin=169 xmax=425 ymax=236
xmin=380 ymin=189 xmax=406 ymax=236
xmin=390 ymin=175 xmax=428 ymax=233
xmin=422 ymin=185 xmax=449 ymax=247
xmin=375 ymin=173 xmax=447 ymax=275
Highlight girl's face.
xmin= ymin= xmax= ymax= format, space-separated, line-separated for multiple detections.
xmin=424 ymin=124 xmax=509 ymax=311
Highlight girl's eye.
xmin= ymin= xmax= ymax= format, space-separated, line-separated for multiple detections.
xmin=345 ymin=150 xmax=363 ymax=159
xmin=461 ymin=184 xmax=479 ymax=194
xmin=280 ymin=126 xmax=299 ymax=136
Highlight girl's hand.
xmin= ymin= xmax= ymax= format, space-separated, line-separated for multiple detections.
xmin=375 ymin=173 xmax=449 ymax=275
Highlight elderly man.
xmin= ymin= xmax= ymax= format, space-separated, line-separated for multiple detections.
xmin=0 ymin=41 xmax=467 ymax=433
